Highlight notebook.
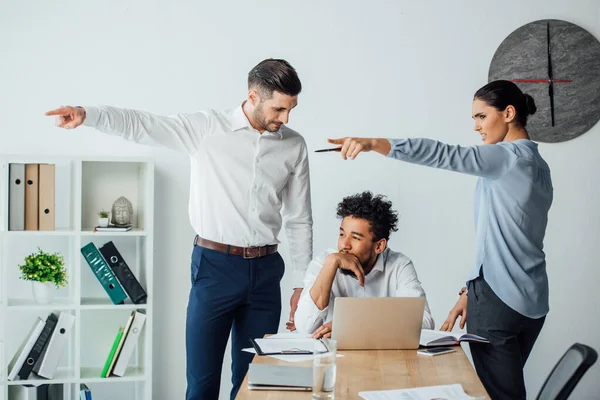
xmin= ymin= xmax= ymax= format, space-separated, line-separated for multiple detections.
xmin=419 ymin=329 xmax=489 ymax=347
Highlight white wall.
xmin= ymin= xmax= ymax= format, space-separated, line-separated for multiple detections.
xmin=2 ymin=0 xmax=599 ymax=398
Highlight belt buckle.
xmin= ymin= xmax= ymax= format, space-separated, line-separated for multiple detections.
xmin=243 ymin=247 xmax=257 ymax=259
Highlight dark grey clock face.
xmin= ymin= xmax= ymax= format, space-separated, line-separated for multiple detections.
xmin=488 ymin=19 xmax=600 ymax=143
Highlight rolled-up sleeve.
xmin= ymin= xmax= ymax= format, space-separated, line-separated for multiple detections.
xmin=294 ymin=258 xmax=331 ymax=333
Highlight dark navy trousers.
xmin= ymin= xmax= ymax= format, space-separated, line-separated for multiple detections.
xmin=185 ymin=243 xmax=284 ymax=400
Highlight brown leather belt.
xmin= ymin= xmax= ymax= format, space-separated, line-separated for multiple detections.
xmin=195 ymin=237 xmax=278 ymax=259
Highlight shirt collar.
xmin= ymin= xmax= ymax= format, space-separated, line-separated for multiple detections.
xmin=370 ymin=247 xmax=389 ymax=273
xmin=230 ymin=102 xmax=283 ymax=139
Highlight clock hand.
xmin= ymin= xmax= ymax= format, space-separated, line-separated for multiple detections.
xmin=547 ymin=20 xmax=555 ymax=126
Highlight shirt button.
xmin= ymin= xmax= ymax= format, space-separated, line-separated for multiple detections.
xmin=256 ymin=159 xmax=260 ymax=164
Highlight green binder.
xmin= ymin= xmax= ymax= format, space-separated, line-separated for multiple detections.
xmin=101 ymin=328 xmax=123 ymax=378
xmin=81 ymin=242 xmax=127 ymax=305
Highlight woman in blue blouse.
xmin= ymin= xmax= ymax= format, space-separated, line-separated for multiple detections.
xmin=329 ymin=80 xmax=552 ymax=400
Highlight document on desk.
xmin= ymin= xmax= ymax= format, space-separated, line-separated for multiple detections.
xmin=251 ymin=338 xmax=327 ymax=355
xmin=359 ymin=384 xmax=485 ymax=400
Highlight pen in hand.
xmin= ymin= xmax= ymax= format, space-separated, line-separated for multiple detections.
xmin=314 ymin=147 xmax=342 ymax=153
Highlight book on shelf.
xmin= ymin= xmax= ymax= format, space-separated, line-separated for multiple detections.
xmin=101 ymin=328 xmax=124 ymax=378
xmin=34 ymin=312 xmax=75 ymax=379
xmin=81 ymin=242 xmax=128 ymax=305
xmin=112 ymin=310 xmax=147 ymax=377
xmin=9 ymin=383 xmax=64 ymax=400
xmin=93 ymin=225 xmax=132 ymax=232
xmin=419 ymin=329 xmax=489 ymax=347
xmin=18 ymin=313 xmax=59 ymax=379
xmin=99 ymin=241 xmax=147 ymax=304
xmin=8 ymin=163 xmax=56 ymax=231
xmin=79 ymin=384 xmax=92 ymax=400
xmin=8 ymin=318 xmax=45 ymax=381
xmin=101 ymin=310 xmax=147 ymax=378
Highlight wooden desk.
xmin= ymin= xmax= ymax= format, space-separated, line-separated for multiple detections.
xmin=236 ymin=346 xmax=488 ymax=399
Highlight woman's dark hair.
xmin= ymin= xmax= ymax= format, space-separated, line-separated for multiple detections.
xmin=248 ymin=58 xmax=302 ymax=99
xmin=474 ymin=80 xmax=537 ymax=127
xmin=336 ymin=191 xmax=398 ymax=241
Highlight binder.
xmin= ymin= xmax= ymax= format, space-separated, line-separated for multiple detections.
xmin=19 ymin=313 xmax=59 ymax=379
xmin=9 ymin=163 xmax=25 ymax=231
xmin=81 ymin=242 xmax=128 ymax=305
xmin=101 ymin=328 xmax=123 ymax=378
xmin=33 ymin=312 xmax=75 ymax=379
xmin=24 ymin=164 xmax=39 ymax=231
xmin=106 ymin=311 xmax=136 ymax=377
xmin=79 ymin=384 xmax=92 ymax=400
xmin=99 ymin=241 xmax=147 ymax=304
xmin=8 ymin=318 xmax=45 ymax=381
xmin=112 ymin=310 xmax=147 ymax=377
xmin=8 ymin=385 xmax=36 ymax=400
xmin=38 ymin=164 xmax=55 ymax=231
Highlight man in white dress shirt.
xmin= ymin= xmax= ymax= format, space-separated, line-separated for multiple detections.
xmin=45 ymin=59 xmax=313 ymax=400
xmin=294 ymin=191 xmax=434 ymax=338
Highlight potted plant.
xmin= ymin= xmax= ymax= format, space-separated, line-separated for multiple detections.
xmin=18 ymin=248 xmax=68 ymax=304
xmin=98 ymin=209 xmax=110 ymax=227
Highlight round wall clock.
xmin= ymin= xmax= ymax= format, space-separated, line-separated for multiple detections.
xmin=488 ymin=19 xmax=600 ymax=143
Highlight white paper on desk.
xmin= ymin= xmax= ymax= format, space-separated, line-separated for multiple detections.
xmin=358 ymin=384 xmax=485 ymax=400
xmin=269 ymin=332 xmax=312 ymax=339
xmin=253 ymin=338 xmax=327 ymax=354
xmin=243 ymin=348 xmax=344 ymax=363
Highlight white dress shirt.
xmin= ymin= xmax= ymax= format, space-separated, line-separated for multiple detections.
xmin=294 ymin=247 xmax=435 ymax=333
xmin=83 ymin=104 xmax=313 ymax=287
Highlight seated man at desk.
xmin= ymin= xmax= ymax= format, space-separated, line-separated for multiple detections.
xmin=294 ymin=191 xmax=435 ymax=338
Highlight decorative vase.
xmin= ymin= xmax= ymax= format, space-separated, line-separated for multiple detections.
xmin=98 ymin=217 xmax=109 ymax=227
xmin=32 ymin=281 xmax=54 ymax=305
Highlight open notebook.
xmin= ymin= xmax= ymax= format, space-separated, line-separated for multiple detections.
xmin=419 ymin=329 xmax=489 ymax=347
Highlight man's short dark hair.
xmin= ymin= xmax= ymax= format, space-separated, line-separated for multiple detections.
xmin=336 ymin=191 xmax=399 ymax=241
xmin=248 ymin=59 xmax=302 ymax=99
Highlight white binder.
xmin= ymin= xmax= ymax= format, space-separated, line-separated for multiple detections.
xmin=33 ymin=312 xmax=75 ymax=379
xmin=8 ymin=318 xmax=45 ymax=381
xmin=112 ymin=311 xmax=146 ymax=377
xmin=9 ymin=163 xmax=25 ymax=231
xmin=8 ymin=385 xmax=37 ymax=400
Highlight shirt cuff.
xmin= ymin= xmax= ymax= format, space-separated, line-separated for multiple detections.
xmin=386 ymin=138 xmax=401 ymax=157
xmin=82 ymin=106 xmax=100 ymax=127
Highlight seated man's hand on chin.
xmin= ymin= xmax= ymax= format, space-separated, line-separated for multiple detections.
xmin=312 ymin=321 xmax=333 ymax=339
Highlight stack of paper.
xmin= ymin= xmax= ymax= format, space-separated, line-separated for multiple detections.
xmin=359 ymin=384 xmax=485 ymax=400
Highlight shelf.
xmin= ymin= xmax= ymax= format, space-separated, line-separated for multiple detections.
xmin=79 ymin=228 xmax=147 ymax=237
xmin=4 ymin=367 xmax=76 ymax=385
xmin=1 ymin=157 xmax=154 ymax=400
xmin=80 ymin=367 xmax=147 ymax=383
xmin=80 ymin=298 xmax=148 ymax=310
xmin=2 ymin=229 xmax=77 ymax=237
xmin=7 ymin=298 xmax=76 ymax=310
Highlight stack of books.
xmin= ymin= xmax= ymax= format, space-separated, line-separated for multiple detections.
xmin=8 ymin=312 xmax=75 ymax=381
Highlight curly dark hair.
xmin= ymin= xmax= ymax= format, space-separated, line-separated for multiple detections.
xmin=336 ymin=191 xmax=398 ymax=241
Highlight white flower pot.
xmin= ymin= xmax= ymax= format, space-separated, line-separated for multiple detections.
xmin=32 ymin=281 xmax=54 ymax=305
xmin=98 ymin=217 xmax=109 ymax=227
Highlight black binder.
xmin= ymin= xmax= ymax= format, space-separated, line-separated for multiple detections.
xmin=18 ymin=313 xmax=58 ymax=379
xmin=99 ymin=241 xmax=147 ymax=304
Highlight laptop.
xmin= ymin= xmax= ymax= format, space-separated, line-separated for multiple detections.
xmin=331 ymin=297 xmax=425 ymax=350
xmin=248 ymin=364 xmax=312 ymax=391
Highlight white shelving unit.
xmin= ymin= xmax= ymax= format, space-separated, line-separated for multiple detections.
xmin=0 ymin=156 xmax=154 ymax=400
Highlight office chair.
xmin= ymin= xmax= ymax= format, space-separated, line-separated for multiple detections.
xmin=536 ymin=343 xmax=598 ymax=400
